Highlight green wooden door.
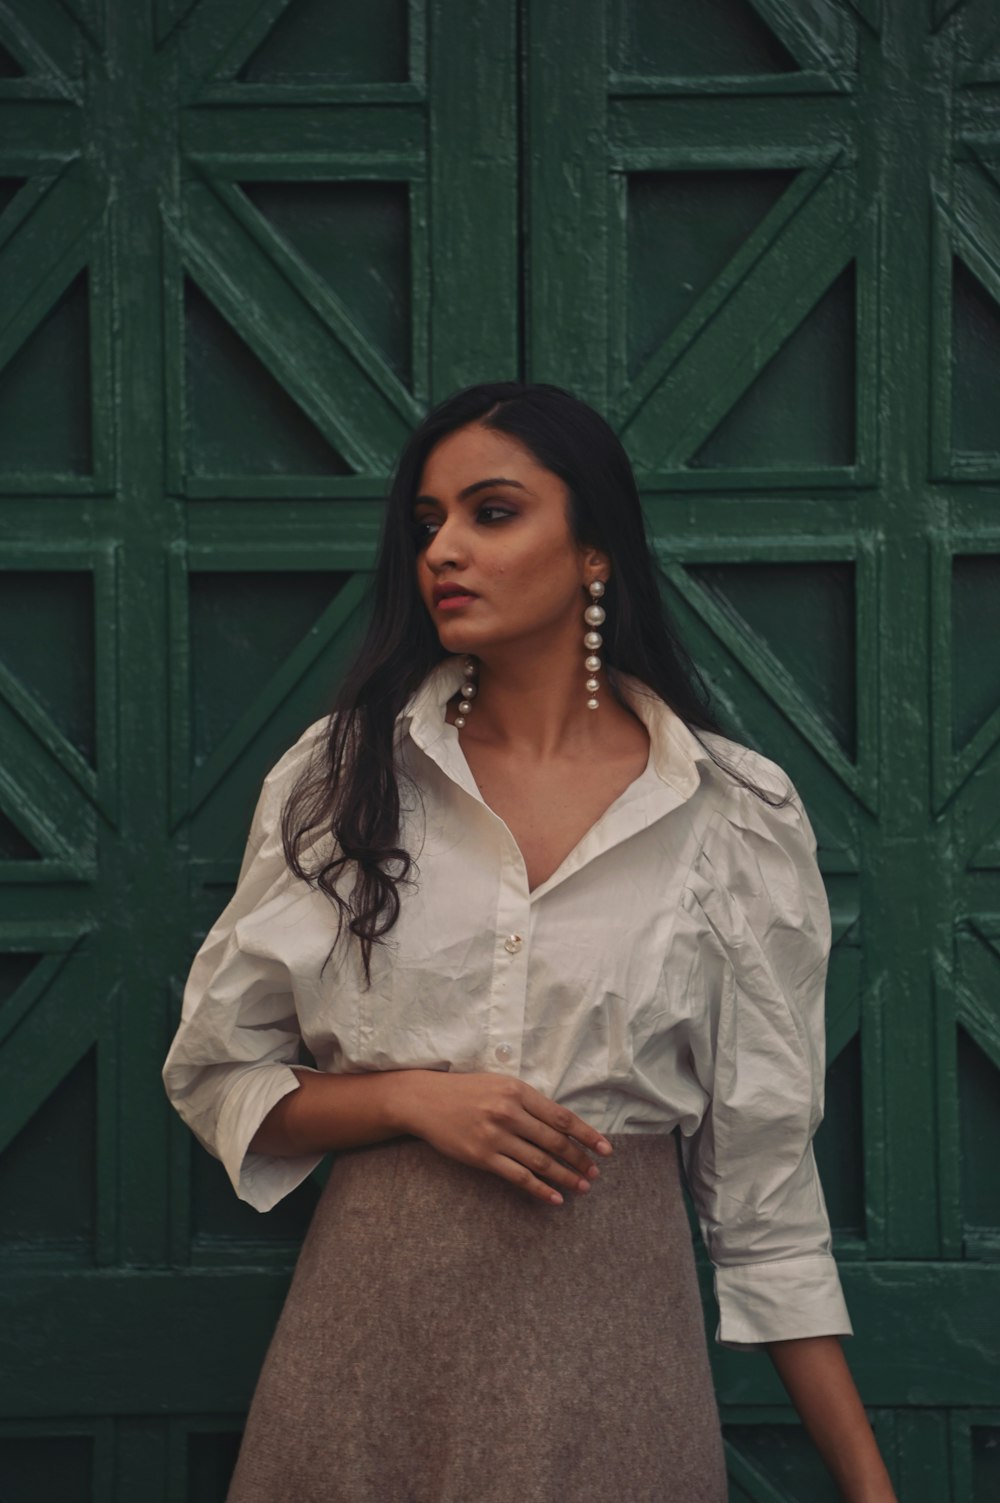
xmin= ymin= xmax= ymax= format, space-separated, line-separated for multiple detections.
xmin=0 ymin=1 xmax=997 ymax=1499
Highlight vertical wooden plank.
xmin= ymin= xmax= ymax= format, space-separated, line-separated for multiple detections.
xmin=427 ymin=0 xmax=519 ymax=396
xmin=856 ymin=0 xmax=953 ymax=1257
xmin=95 ymin=2 xmax=182 ymax=1266
xmin=523 ymin=0 xmax=608 ymax=404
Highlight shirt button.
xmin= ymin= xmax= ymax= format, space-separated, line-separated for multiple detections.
xmin=494 ymin=1042 xmax=514 ymax=1063
xmin=503 ymin=934 xmax=523 ymax=954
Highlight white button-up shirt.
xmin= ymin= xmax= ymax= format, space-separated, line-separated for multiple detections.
xmin=162 ymin=656 xmax=854 ymax=1351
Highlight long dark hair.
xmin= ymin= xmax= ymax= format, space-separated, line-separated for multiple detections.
xmin=281 ymin=380 xmax=792 ymax=985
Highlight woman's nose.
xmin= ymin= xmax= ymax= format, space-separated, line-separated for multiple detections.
xmin=425 ymin=517 xmax=467 ymax=566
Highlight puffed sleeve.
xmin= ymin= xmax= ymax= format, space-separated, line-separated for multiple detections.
xmin=161 ymin=721 xmax=330 ymax=1213
xmin=676 ymin=763 xmax=854 ymax=1351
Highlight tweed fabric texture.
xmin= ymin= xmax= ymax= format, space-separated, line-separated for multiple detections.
xmin=225 ymin=1129 xmax=728 ymax=1503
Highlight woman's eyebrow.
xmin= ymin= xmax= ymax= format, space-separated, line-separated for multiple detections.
xmin=413 ymin=477 xmax=530 ymax=507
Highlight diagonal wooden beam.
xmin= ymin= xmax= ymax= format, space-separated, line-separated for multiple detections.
xmin=0 ymin=947 xmax=98 ymax=1156
xmin=0 ymin=157 xmax=103 ymax=368
xmin=751 ymin=0 xmax=858 ymax=79
xmin=664 ymin=559 xmax=872 ymax=814
xmin=0 ymin=693 xmax=97 ymax=862
xmin=177 ymin=570 xmax=372 ymax=824
xmin=168 ymin=0 xmax=296 ymax=99
xmin=207 ymin=176 xmax=423 ymax=431
xmin=0 ymin=938 xmax=87 ymax=1051
xmin=956 ymin=926 xmax=1000 ymax=1071
xmin=620 ymin=160 xmax=861 ymax=470
xmin=0 ymin=656 xmax=101 ymax=808
xmin=0 ymin=0 xmax=83 ymax=94
xmin=166 ymin=176 xmax=415 ymax=474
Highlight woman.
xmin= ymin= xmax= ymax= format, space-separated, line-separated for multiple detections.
xmin=163 ymin=381 xmax=897 ymax=1502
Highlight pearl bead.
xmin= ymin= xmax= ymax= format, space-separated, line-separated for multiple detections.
xmin=589 ymin=580 xmax=605 ymax=597
xmin=587 ymin=697 xmax=599 ymax=710
xmin=584 ymin=604 xmax=606 ymax=626
xmin=585 ymin=654 xmax=601 ymax=672
xmin=456 ymin=657 xmax=478 ymax=726
xmin=586 ymin=676 xmax=599 ymax=692
xmin=584 ymin=631 xmax=602 ymax=650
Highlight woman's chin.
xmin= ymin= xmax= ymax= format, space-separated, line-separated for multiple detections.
xmin=435 ymin=620 xmax=483 ymax=652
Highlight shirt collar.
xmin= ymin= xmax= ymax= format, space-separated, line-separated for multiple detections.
xmin=398 ymin=655 xmax=714 ymax=801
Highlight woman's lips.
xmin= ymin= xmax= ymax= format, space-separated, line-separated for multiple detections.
xmin=436 ymin=593 xmax=478 ymax=611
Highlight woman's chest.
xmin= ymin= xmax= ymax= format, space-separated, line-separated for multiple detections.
xmin=283 ymin=833 xmax=693 ymax=1076
xmin=458 ymin=746 xmax=651 ymax=892
xmin=258 ymin=746 xmax=709 ymax=1071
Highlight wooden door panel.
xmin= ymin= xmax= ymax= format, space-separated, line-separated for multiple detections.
xmin=0 ymin=0 xmax=997 ymax=1499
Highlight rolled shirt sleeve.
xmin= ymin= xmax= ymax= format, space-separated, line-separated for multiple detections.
xmin=162 ymin=727 xmax=327 ymax=1212
xmin=676 ymin=768 xmax=854 ymax=1351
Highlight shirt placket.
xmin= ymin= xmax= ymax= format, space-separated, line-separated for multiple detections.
xmin=487 ymin=829 xmax=532 ymax=1073
xmin=405 ymin=711 xmax=534 ymax=1073
xmin=403 ymin=670 xmax=700 ymax=1079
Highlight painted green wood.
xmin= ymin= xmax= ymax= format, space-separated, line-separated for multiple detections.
xmin=0 ymin=0 xmax=997 ymax=1498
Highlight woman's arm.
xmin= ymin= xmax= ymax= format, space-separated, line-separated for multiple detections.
xmin=249 ymin=1066 xmax=613 ymax=1203
xmin=248 ymin=1065 xmax=416 ymax=1155
xmin=765 ymin=1336 xmax=897 ymax=1502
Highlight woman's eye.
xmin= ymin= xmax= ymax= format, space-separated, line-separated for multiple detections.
xmin=411 ymin=505 xmax=513 ymax=546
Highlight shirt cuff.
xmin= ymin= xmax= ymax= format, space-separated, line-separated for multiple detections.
xmin=713 ymin=1252 xmax=854 ymax=1351
xmin=216 ymin=1063 xmax=326 ymax=1213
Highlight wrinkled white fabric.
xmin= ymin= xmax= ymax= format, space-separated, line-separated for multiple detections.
xmin=162 ymin=656 xmax=854 ymax=1351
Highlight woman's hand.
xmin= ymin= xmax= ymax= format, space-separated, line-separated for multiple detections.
xmin=394 ymin=1070 xmax=614 ymax=1203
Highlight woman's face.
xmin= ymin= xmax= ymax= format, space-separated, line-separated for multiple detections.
xmin=413 ymin=422 xmax=600 ymax=657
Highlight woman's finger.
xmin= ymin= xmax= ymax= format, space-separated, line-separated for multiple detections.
xmin=491 ymin=1128 xmax=597 ymax=1199
xmin=517 ymin=1086 xmax=614 ymax=1163
xmin=509 ymin=1107 xmax=604 ymax=1178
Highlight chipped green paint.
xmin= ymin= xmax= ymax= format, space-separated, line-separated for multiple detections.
xmin=0 ymin=1 xmax=996 ymax=1498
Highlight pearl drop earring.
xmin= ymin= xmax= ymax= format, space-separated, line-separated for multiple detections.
xmin=452 ymin=581 xmax=605 ymax=730
xmin=584 ymin=579 xmax=606 ymax=710
xmin=453 ymin=655 xmax=478 ymax=728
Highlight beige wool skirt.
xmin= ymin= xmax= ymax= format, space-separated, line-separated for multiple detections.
xmin=225 ymin=1129 xmax=728 ymax=1503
